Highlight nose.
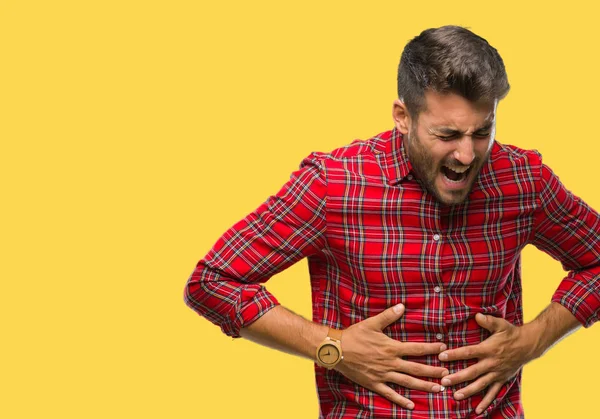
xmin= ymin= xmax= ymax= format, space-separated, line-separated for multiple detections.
xmin=453 ymin=136 xmax=475 ymax=165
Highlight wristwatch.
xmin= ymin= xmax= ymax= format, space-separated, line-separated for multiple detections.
xmin=315 ymin=328 xmax=343 ymax=369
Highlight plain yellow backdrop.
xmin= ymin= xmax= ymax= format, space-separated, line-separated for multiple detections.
xmin=2 ymin=1 xmax=599 ymax=418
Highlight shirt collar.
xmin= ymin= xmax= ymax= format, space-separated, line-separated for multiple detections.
xmin=374 ymin=127 xmax=413 ymax=186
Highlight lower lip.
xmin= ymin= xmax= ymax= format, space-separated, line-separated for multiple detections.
xmin=439 ymin=168 xmax=472 ymax=190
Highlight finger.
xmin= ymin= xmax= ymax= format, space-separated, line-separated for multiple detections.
xmin=475 ymin=381 xmax=503 ymax=414
xmin=373 ymin=383 xmax=415 ymax=410
xmin=386 ymin=372 xmax=444 ymax=393
xmin=439 ymin=344 xmax=482 ymax=362
xmin=367 ymin=304 xmax=405 ymax=331
xmin=441 ymin=360 xmax=492 ymax=386
xmin=399 ymin=360 xmax=449 ymax=378
xmin=475 ymin=313 xmax=508 ymax=333
xmin=398 ymin=341 xmax=447 ymax=357
xmin=452 ymin=372 xmax=497 ymax=400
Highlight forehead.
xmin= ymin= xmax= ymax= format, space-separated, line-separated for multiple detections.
xmin=418 ymin=91 xmax=496 ymax=128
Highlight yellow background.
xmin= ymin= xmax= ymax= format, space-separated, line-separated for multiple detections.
xmin=2 ymin=1 xmax=599 ymax=418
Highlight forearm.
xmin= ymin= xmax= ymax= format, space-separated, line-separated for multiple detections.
xmin=523 ymin=302 xmax=582 ymax=360
xmin=239 ymin=305 xmax=329 ymax=361
xmin=242 ymin=303 xmax=450 ymax=410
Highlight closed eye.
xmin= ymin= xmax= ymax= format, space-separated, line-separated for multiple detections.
xmin=435 ymin=134 xmax=458 ymax=141
xmin=436 ymin=132 xmax=490 ymax=140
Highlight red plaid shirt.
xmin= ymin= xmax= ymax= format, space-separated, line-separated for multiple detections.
xmin=185 ymin=128 xmax=600 ymax=418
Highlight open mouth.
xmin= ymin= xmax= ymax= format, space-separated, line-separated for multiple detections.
xmin=441 ymin=165 xmax=472 ymax=183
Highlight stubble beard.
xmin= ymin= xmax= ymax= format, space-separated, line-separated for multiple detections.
xmin=406 ymin=129 xmax=487 ymax=206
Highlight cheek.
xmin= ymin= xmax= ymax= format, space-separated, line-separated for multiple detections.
xmin=429 ymin=146 xmax=452 ymax=167
xmin=475 ymin=140 xmax=493 ymax=157
xmin=421 ymin=146 xmax=444 ymax=170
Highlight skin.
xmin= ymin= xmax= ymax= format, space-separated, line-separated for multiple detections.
xmin=237 ymin=91 xmax=582 ymax=413
xmin=438 ymin=303 xmax=579 ymax=414
xmin=393 ymin=90 xmax=581 ymax=413
xmin=241 ymin=304 xmax=449 ymax=410
xmin=393 ymin=90 xmax=497 ymax=206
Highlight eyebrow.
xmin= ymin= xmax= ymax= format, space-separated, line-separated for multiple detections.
xmin=429 ymin=122 xmax=494 ymax=136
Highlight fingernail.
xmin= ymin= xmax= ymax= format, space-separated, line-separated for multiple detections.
xmin=441 ymin=378 xmax=451 ymax=386
xmin=432 ymin=385 xmax=441 ymax=392
xmin=439 ymin=344 xmax=447 ymax=352
xmin=441 ymin=369 xmax=449 ymax=377
xmin=406 ymin=402 xmax=414 ymax=410
xmin=393 ymin=303 xmax=404 ymax=313
xmin=455 ymin=392 xmax=464 ymax=400
xmin=439 ymin=352 xmax=448 ymax=361
xmin=475 ymin=407 xmax=483 ymax=414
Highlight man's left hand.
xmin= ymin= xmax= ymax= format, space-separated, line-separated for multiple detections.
xmin=437 ymin=313 xmax=537 ymax=415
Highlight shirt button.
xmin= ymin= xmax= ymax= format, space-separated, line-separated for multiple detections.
xmin=434 ymin=286 xmax=442 ymax=293
xmin=440 ymin=386 xmax=446 ymax=391
xmin=435 ymin=333 xmax=444 ymax=340
xmin=433 ymin=234 xmax=441 ymax=241
xmin=407 ymin=174 xmax=413 ymax=180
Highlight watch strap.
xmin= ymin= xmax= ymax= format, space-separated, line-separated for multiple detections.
xmin=328 ymin=328 xmax=342 ymax=342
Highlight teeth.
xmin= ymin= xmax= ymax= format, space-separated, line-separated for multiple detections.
xmin=445 ymin=165 xmax=470 ymax=173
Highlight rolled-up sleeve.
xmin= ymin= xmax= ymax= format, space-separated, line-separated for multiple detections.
xmin=531 ymin=164 xmax=600 ymax=327
xmin=184 ymin=153 xmax=328 ymax=337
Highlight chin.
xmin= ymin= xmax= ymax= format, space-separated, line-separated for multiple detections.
xmin=441 ymin=196 xmax=468 ymax=206
xmin=435 ymin=187 xmax=471 ymax=206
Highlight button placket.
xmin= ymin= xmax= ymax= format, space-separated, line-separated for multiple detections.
xmin=431 ymin=227 xmax=446 ymax=355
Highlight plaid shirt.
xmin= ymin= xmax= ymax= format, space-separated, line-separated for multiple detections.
xmin=185 ymin=128 xmax=600 ymax=418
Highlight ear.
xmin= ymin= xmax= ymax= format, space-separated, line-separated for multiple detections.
xmin=392 ymin=99 xmax=411 ymax=134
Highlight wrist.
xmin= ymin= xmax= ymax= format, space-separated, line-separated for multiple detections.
xmin=520 ymin=321 xmax=545 ymax=361
xmin=315 ymin=328 xmax=344 ymax=368
xmin=309 ymin=324 xmax=330 ymax=360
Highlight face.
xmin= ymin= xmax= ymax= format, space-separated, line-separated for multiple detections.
xmin=393 ymin=91 xmax=497 ymax=205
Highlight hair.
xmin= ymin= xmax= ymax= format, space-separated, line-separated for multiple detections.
xmin=397 ymin=25 xmax=510 ymax=118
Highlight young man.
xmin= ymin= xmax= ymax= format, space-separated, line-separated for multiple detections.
xmin=184 ymin=26 xmax=599 ymax=418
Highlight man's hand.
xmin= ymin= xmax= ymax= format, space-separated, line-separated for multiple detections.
xmin=336 ymin=303 xmax=449 ymax=410
xmin=437 ymin=313 xmax=537 ymax=415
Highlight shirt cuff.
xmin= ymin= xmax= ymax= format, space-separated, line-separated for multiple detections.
xmin=551 ymin=269 xmax=600 ymax=328
xmin=223 ymin=285 xmax=280 ymax=338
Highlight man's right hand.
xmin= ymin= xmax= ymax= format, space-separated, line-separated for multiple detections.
xmin=335 ymin=303 xmax=449 ymax=410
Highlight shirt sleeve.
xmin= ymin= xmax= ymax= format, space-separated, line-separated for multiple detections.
xmin=183 ymin=153 xmax=328 ymax=337
xmin=530 ymin=164 xmax=600 ymax=327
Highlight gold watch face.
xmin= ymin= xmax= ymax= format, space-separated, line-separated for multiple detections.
xmin=317 ymin=343 xmax=340 ymax=365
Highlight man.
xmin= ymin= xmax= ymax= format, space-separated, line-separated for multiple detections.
xmin=184 ymin=26 xmax=599 ymax=418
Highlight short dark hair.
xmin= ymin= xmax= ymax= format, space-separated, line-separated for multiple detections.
xmin=397 ymin=25 xmax=510 ymax=117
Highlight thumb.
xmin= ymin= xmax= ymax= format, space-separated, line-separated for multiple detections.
xmin=475 ymin=313 xmax=505 ymax=333
xmin=368 ymin=303 xmax=405 ymax=331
